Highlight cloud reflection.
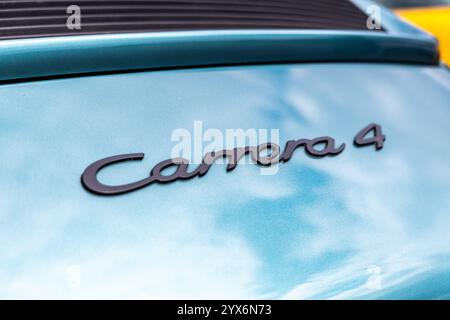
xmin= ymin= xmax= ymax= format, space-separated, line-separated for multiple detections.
xmin=0 ymin=63 xmax=450 ymax=299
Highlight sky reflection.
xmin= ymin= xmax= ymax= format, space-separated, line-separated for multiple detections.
xmin=0 ymin=63 xmax=449 ymax=299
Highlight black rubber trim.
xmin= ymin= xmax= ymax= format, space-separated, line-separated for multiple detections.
xmin=0 ymin=59 xmax=439 ymax=86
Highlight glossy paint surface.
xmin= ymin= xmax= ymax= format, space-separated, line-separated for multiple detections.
xmin=0 ymin=63 xmax=449 ymax=299
xmin=0 ymin=0 xmax=439 ymax=82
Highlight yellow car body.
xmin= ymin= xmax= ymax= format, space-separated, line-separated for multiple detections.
xmin=395 ymin=6 xmax=450 ymax=64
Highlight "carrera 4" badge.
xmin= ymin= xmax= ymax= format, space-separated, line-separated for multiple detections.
xmin=81 ymin=123 xmax=385 ymax=195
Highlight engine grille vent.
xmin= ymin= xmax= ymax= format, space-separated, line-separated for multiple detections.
xmin=0 ymin=0 xmax=379 ymax=40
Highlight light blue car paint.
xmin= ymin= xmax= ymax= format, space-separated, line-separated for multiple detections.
xmin=1 ymin=0 xmax=450 ymax=300
xmin=0 ymin=29 xmax=439 ymax=83
xmin=0 ymin=0 xmax=439 ymax=82
xmin=0 ymin=63 xmax=449 ymax=299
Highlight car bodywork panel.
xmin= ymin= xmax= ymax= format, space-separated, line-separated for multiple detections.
xmin=0 ymin=63 xmax=449 ymax=299
xmin=0 ymin=0 xmax=440 ymax=83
